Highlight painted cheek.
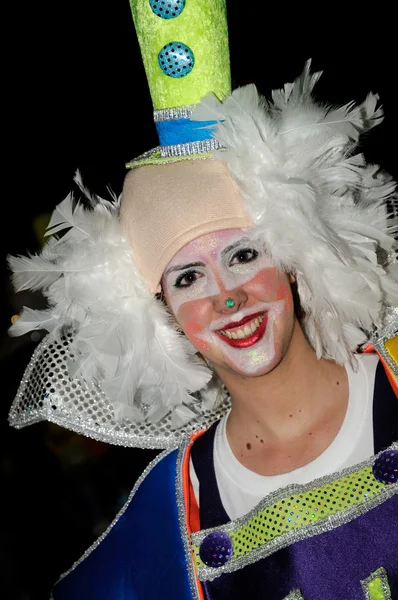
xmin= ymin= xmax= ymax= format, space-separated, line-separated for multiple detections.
xmin=276 ymin=282 xmax=293 ymax=312
xmin=245 ymin=269 xmax=280 ymax=297
xmin=178 ymin=300 xmax=213 ymax=352
xmin=184 ymin=321 xmax=211 ymax=352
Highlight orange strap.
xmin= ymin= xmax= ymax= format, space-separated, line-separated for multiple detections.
xmin=182 ymin=430 xmax=206 ymax=599
xmin=364 ymin=344 xmax=397 ymax=397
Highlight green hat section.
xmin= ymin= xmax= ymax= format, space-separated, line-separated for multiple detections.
xmin=129 ymin=0 xmax=231 ymax=110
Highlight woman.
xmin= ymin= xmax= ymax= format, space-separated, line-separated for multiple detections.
xmin=7 ymin=0 xmax=398 ymax=598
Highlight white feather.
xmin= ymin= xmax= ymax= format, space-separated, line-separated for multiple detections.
xmin=196 ymin=61 xmax=398 ymax=363
xmin=9 ymin=307 xmax=60 ymax=337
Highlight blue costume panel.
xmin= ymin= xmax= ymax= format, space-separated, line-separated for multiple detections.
xmin=52 ymin=362 xmax=397 ymax=600
xmin=53 ymin=451 xmax=196 ymax=600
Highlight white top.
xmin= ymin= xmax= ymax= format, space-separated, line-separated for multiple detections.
xmin=190 ymin=353 xmax=379 ymax=520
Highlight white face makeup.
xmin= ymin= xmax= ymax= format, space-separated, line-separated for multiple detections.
xmin=162 ymin=229 xmax=293 ymax=377
xmin=195 ymin=299 xmax=285 ymax=374
xmin=163 ymin=230 xmax=274 ymax=314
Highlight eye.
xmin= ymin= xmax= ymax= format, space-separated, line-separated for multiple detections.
xmin=229 ymin=248 xmax=259 ymax=266
xmin=174 ymin=270 xmax=203 ymax=289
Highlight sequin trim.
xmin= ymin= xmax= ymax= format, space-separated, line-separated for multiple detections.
xmin=282 ymin=590 xmax=305 ymax=600
xmin=154 ymin=104 xmax=196 ymax=122
xmin=126 ymin=147 xmax=214 ymax=168
xmin=176 ymin=441 xmax=201 ymax=600
xmin=8 ymin=333 xmax=231 ymax=450
xmin=360 ymin=566 xmax=392 ymax=600
xmin=191 ymin=444 xmax=398 ymax=582
xmin=160 ymin=138 xmax=223 ymax=157
xmin=52 ymin=448 xmax=173 ymax=586
xmin=372 ymin=306 xmax=398 ymax=380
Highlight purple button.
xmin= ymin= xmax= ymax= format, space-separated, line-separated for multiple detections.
xmin=372 ymin=449 xmax=398 ymax=484
xmin=199 ymin=531 xmax=234 ymax=568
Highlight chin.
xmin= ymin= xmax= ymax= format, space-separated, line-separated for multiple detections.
xmin=216 ymin=352 xmax=282 ymax=379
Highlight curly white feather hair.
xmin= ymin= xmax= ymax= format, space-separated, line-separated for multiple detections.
xmin=193 ymin=60 xmax=398 ymax=364
xmin=8 ymin=61 xmax=398 ymax=429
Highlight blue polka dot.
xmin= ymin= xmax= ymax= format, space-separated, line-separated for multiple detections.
xmin=149 ymin=0 xmax=185 ymax=19
xmin=158 ymin=42 xmax=194 ymax=78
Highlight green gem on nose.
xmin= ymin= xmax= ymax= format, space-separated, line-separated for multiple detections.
xmin=225 ymin=298 xmax=235 ymax=308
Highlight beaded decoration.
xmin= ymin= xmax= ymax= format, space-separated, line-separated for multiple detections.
xmin=191 ymin=446 xmax=398 ymax=581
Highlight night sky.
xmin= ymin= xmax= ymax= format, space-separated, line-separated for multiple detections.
xmin=2 ymin=2 xmax=397 ymax=598
xmin=8 ymin=1 xmax=398 ymax=237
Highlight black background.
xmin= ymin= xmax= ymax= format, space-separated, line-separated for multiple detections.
xmin=2 ymin=1 xmax=397 ymax=598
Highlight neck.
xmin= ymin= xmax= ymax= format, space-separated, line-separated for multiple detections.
xmin=214 ymin=319 xmax=348 ymax=444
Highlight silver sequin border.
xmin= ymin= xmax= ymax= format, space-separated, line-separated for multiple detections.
xmin=9 ymin=333 xmax=231 ymax=451
xmin=372 ymin=306 xmax=398 ymax=379
xmin=360 ymin=566 xmax=392 ymax=600
xmin=160 ymin=138 xmax=223 ymax=157
xmin=176 ymin=441 xmax=202 ymax=600
xmin=154 ymin=104 xmax=196 ymax=122
xmin=192 ymin=443 xmax=398 ymax=582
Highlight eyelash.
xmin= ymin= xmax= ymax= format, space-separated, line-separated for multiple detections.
xmin=229 ymin=247 xmax=259 ymax=266
xmin=173 ymin=247 xmax=260 ymax=289
xmin=174 ymin=270 xmax=202 ymax=289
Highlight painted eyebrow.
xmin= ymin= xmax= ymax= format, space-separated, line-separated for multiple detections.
xmin=164 ymin=261 xmax=205 ymax=277
xmin=221 ymin=237 xmax=252 ymax=257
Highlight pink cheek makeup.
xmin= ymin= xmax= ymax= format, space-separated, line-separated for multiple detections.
xmin=163 ymin=230 xmax=292 ymax=373
xmin=184 ymin=320 xmax=211 ymax=353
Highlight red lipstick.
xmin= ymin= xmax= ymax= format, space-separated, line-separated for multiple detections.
xmin=216 ymin=312 xmax=268 ymax=348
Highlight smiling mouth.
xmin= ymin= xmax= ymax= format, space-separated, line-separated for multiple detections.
xmin=216 ymin=312 xmax=268 ymax=348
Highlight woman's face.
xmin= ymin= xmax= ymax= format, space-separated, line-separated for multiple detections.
xmin=162 ymin=229 xmax=295 ymax=378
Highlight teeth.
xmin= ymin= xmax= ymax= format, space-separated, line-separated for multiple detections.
xmin=218 ymin=314 xmax=265 ymax=340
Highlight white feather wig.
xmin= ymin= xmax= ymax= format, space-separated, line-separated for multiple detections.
xmin=8 ymin=176 xmax=216 ymax=431
xmin=193 ymin=60 xmax=398 ymax=364
xmin=7 ymin=62 xmax=398 ymax=446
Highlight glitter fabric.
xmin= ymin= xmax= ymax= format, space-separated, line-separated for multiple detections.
xmin=371 ymin=306 xmax=398 ymax=382
xmin=130 ymin=0 xmax=231 ymax=110
xmin=360 ymin=566 xmax=393 ymax=600
xmin=191 ymin=444 xmax=398 ymax=581
xmin=175 ymin=441 xmax=202 ymax=600
xmin=160 ymin=138 xmax=223 ymax=157
xmin=282 ymin=591 xmax=305 ymax=600
xmin=199 ymin=531 xmax=233 ymax=567
xmin=125 ymin=146 xmax=214 ymax=168
xmin=8 ymin=332 xmax=231 ymax=450
xmin=372 ymin=449 xmax=398 ymax=484
xmin=154 ymin=104 xmax=196 ymax=122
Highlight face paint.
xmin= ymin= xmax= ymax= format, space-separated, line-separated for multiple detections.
xmin=195 ymin=299 xmax=285 ymax=374
xmin=162 ymin=229 xmax=294 ymax=377
xmin=163 ymin=229 xmax=273 ymax=315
